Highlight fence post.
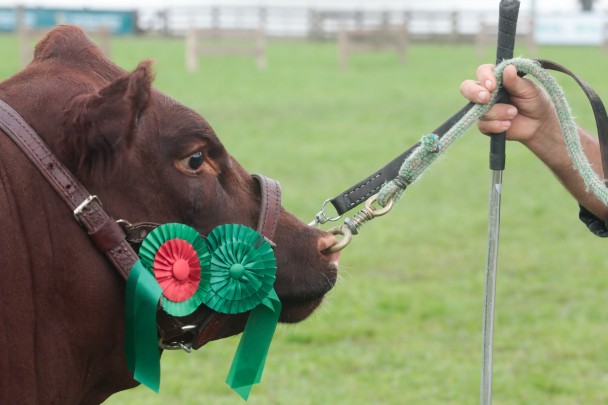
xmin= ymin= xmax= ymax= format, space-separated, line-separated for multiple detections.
xmin=397 ymin=24 xmax=409 ymax=64
xmin=186 ymin=27 xmax=198 ymax=73
xmin=525 ymin=17 xmax=537 ymax=56
xmin=16 ymin=6 xmax=32 ymax=68
xmin=256 ymin=28 xmax=267 ymax=69
xmin=476 ymin=22 xmax=490 ymax=59
xmin=338 ymin=26 xmax=348 ymax=70
xmin=450 ymin=11 xmax=459 ymax=43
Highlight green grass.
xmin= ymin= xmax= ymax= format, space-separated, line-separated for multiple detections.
xmin=3 ymin=33 xmax=608 ymax=404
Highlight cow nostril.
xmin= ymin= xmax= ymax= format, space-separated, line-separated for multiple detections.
xmin=317 ymin=233 xmax=341 ymax=264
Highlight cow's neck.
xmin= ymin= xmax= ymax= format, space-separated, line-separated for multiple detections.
xmin=0 ymin=132 xmax=137 ymax=403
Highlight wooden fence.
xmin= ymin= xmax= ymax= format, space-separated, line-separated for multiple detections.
xmin=338 ymin=25 xmax=408 ymax=70
xmin=141 ymin=6 xmax=534 ymax=44
xmin=185 ymin=28 xmax=267 ymax=72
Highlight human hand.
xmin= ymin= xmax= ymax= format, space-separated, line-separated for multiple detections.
xmin=459 ymin=64 xmax=560 ymax=146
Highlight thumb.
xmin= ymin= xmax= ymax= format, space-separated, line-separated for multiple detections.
xmin=501 ymin=64 xmax=537 ymax=99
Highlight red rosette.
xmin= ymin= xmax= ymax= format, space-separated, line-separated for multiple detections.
xmin=153 ymin=238 xmax=201 ymax=302
xmin=139 ymin=223 xmax=210 ymax=317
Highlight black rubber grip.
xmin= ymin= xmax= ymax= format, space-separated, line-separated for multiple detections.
xmin=490 ymin=0 xmax=520 ymax=171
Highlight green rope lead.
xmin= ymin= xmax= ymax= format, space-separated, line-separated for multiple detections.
xmin=377 ymin=57 xmax=608 ymax=208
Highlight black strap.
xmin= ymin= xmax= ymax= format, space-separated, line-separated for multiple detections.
xmin=329 ymin=59 xmax=608 ymax=215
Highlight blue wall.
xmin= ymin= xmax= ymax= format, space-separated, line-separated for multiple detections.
xmin=0 ymin=8 xmax=136 ymax=35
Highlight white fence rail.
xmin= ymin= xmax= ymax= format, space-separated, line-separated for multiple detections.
xmin=138 ymin=6 xmax=535 ymax=42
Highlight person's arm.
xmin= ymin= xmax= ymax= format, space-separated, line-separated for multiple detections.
xmin=529 ymin=127 xmax=608 ymax=221
xmin=460 ymin=64 xmax=608 ymax=221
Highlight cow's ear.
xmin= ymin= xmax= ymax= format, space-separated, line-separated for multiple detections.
xmin=62 ymin=60 xmax=153 ymax=177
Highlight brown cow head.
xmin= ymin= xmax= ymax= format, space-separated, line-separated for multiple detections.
xmin=59 ymin=26 xmax=339 ymax=320
xmin=0 ymin=25 xmax=339 ymax=402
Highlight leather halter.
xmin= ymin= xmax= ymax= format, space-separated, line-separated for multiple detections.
xmin=0 ymin=98 xmax=282 ymax=350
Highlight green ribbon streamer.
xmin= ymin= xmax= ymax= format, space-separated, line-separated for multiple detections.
xmin=125 ymin=260 xmax=163 ymax=392
xmin=226 ymin=289 xmax=282 ymax=400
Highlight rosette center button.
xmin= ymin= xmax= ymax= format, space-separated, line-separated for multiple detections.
xmin=172 ymin=259 xmax=190 ymax=281
xmin=229 ymin=263 xmax=246 ymax=279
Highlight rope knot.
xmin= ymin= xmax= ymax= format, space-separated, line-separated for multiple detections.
xmin=421 ymin=133 xmax=440 ymax=153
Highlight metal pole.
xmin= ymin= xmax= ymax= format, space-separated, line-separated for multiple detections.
xmin=481 ymin=168 xmax=503 ymax=405
xmin=481 ymin=1 xmax=520 ymax=405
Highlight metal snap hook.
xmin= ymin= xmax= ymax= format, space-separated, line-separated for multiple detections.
xmin=309 ymin=198 xmax=342 ymax=227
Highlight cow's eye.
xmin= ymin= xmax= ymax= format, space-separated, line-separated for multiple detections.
xmin=187 ymin=151 xmax=204 ymax=170
xmin=177 ymin=151 xmax=206 ymax=174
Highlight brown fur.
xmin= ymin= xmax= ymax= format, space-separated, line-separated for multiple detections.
xmin=0 ymin=25 xmax=338 ymax=404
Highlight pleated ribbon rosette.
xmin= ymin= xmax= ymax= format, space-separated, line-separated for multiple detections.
xmin=125 ymin=223 xmax=210 ymax=392
xmin=138 ymin=223 xmax=210 ymax=316
xmin=124 ymin=222 xmax=281 ymax=400
xmin=204 ymin=224 xmax=281 ymax=400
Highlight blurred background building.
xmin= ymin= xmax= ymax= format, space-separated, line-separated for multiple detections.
xmin=1 ymin=1 xmax=607 ymax=45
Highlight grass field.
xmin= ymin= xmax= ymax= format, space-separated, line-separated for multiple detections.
xmin=3 ymin=33 xmax=608 ymax=404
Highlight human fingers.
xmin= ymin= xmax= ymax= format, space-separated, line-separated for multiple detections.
xmin=459 ymin=79 xmax=492 ymax=103
xmin=480 ymin=103 xmax=518 ymax=122
xmin=475 ymin=64 xmax=497 ymax=92
xmin=459 ymin=64 xmax=497 ymax=104
xmin=477 ymin=118 xmax=511 ymax=135
xmin=476 ymin=104 xmax=518 ymax=135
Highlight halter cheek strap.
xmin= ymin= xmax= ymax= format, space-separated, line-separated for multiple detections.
xmin=0 ymin=99 xmax=138 ymax=279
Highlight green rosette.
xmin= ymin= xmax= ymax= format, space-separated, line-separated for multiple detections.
xmin=139 ymin=223 xmax=210 ymax=317
xmin=203 ymin=224 xmax=282 ymax=399
xmin=203 ymin=223 xmax=277 ymax=314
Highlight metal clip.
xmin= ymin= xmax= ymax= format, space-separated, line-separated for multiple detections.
xmin=73 ymin=195 xmax=101 ymax=222
xmin=308 ymin=198 xmax=342 ymax=227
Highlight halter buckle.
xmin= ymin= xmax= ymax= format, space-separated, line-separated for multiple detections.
xmin=158 ymin=324 xmax=197 ymax=353
xmin=73 ymin=195 xmax=101 ymax=222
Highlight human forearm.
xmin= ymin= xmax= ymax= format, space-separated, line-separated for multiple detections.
xmin=525 ymin=126 xmax=608 ymax=221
